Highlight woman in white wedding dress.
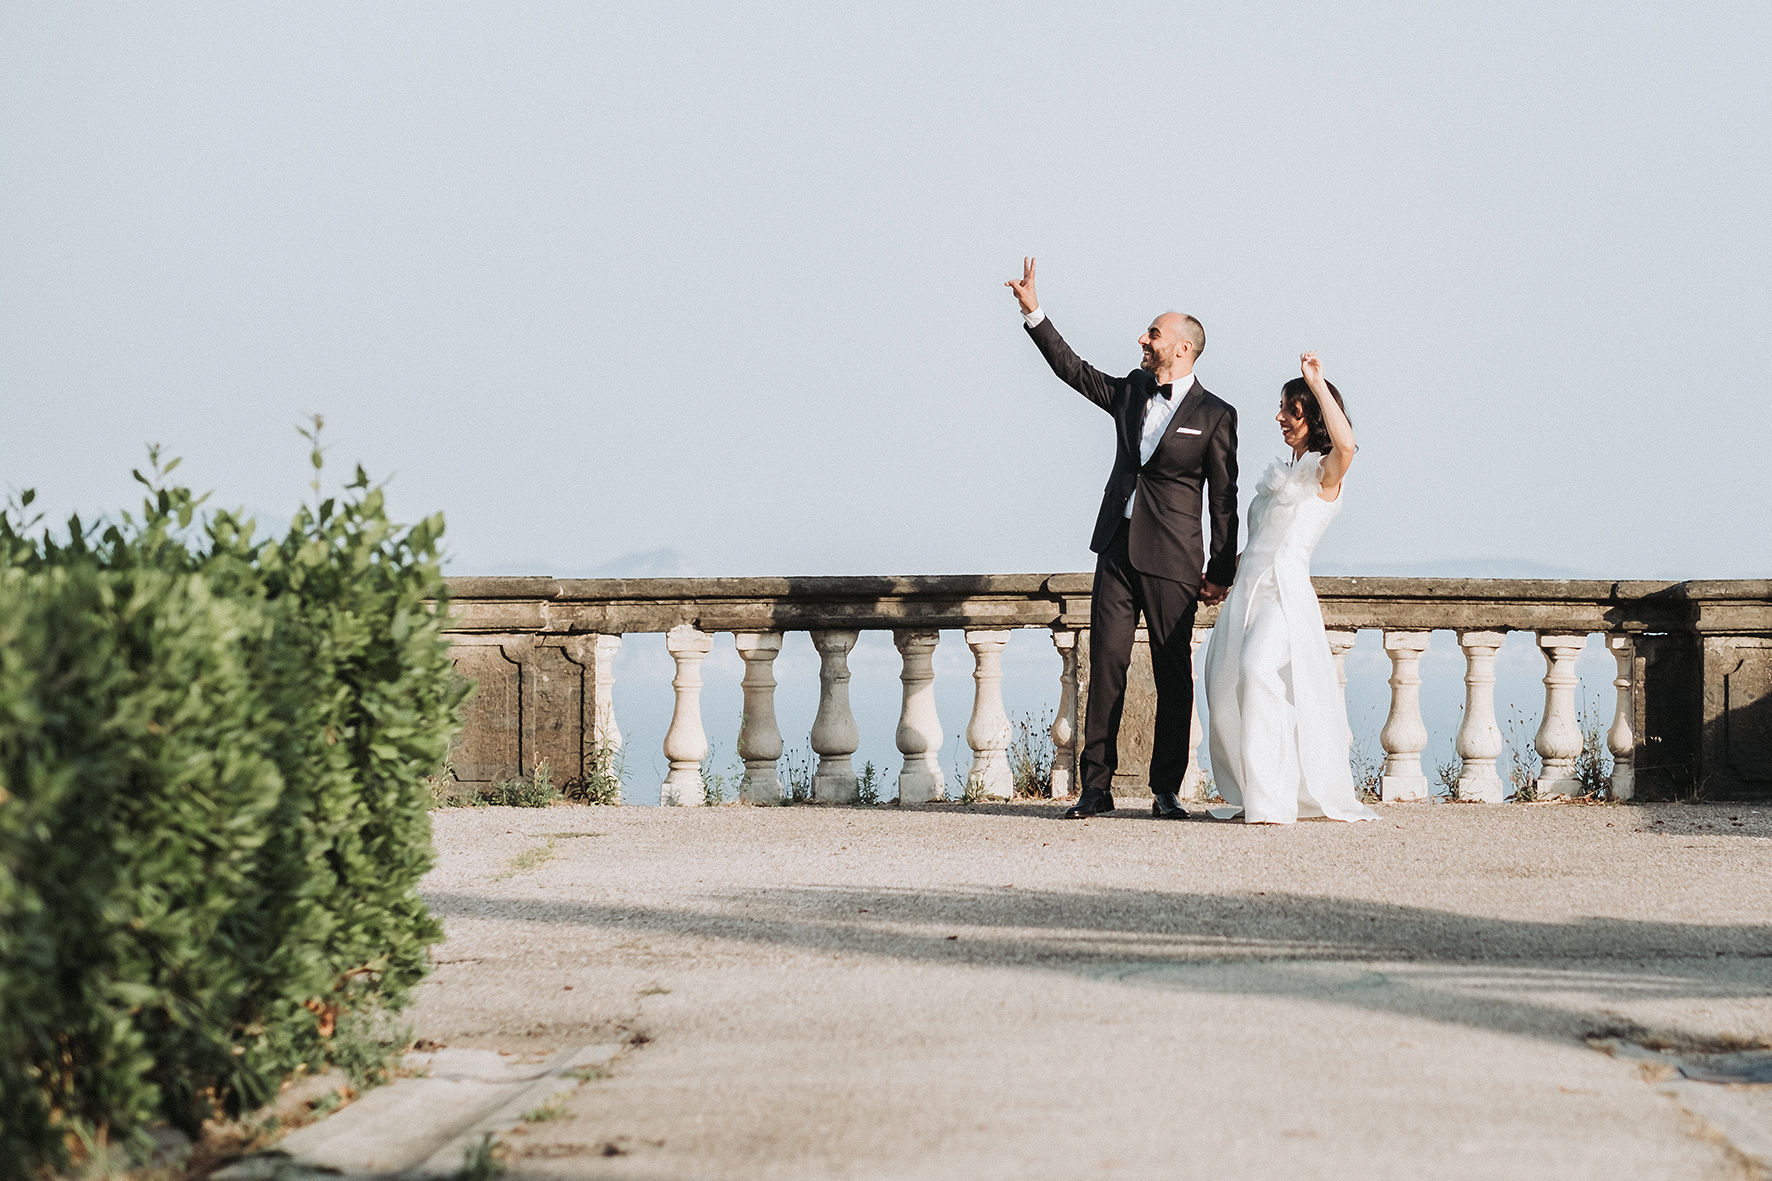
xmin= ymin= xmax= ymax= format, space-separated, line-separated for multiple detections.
xmin=1203 ymin=352 xmax=1377 ymax=824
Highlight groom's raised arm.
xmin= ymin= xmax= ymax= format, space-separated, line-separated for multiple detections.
xmin=1023 ymin=316 xmax=1120 ymax=413
xmin=1203 ymin=407 xmax=1239 ymax=589
xmin=1005 ymin=256 xmax=1121 ymax=413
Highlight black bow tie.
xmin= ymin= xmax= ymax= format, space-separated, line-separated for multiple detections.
xmin=1157 ymin=383 xmax=1174 ymax=400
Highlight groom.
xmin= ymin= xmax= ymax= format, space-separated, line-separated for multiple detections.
xmin=1006 ymin=258 xmax=1238 ymax=820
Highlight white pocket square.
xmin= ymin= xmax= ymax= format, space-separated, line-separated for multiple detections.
xmin=1175 ymin=426 xmax=1202 ymax=435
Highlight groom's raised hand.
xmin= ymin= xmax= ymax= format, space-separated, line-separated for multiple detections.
xmin=1004 ymin=256 xmax=1039 ymax=315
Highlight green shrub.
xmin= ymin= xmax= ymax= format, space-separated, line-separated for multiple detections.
xmin=0 ymin=433 xmax=467 ymax=1174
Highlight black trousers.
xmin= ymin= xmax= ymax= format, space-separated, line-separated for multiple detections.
xmin=1080 ymin=519 xmax=1200 ymax=797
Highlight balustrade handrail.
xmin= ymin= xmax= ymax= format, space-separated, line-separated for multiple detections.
xmin=441 ymin=575 xmax=1772 ymax=636
xmin=438 ymin=576 xmax=1770 ymax=807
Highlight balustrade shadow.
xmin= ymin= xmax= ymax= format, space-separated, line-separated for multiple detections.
xmin=424 ymin=882 xmax=1772 ymax=1048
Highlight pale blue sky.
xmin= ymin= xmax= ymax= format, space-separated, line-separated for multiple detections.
xmin=5 ymin=2 xmax=1767 ymax=580
xmin=5 ymin=4 xmax=1765 ymax=800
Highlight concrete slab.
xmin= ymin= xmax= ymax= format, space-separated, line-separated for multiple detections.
xmin=216 ymin=1045 xmax=624 ymax=1179
xmin=1661 ymin=1082 xmax=1772 ymax=1172
xmin=395 ymin=801 xmax=1772 ymax=1178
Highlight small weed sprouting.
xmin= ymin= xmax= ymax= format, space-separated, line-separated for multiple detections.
xmin=426 ymin=759 xmax=462 ymax=809
xmin=496 ymin=837 xmax=560 ymax=881
xmin=1572 ymin=697 xmax=1614 ymax=799
xmin=62 ymin=1125 xmax=168 ymax=1181
xmin=857 ymin=760 xmax=880 ymax=806
xmin=309 ymin=1090 xmax=342 ymax=1115
xmin=1435 ymin=752 xmax=1463 ymax=801
xmin=960 ymin=773 xmax=989 ymax=805
xmin=782 ymin=740 xmax=815 ymax=803
xmin=1679 ymin=773 xmax=1714 ymax=803
xmin=459 ymin=1132 xmax=505 ymax=1180
xmin=522 ymin=1093 xmax=570 ymax=1122
xmin=488 ymin=758 xmax=556 ymax=808
xmin=1350 ymin=729 xmax=1383 ymax=803
xmin=329 ymin=1006 xmax=414 ymax=1091
xmin=1503 ymin=705 xmax=1541 ymax=801
xmin=1009 ymin=708 xmax=1055 ymax=799
xmin=701 ymin=737 xmax=742 ymax=806
xmin=949 ymin=736 xmax=971 ymax=800
xmin=564 ymin=1064 xmax=613 ymax=1082
xmin=577 ymin=737 xmax=625 ymax=805
xmin=1197 ymin=766 xmax=1221 ymax=804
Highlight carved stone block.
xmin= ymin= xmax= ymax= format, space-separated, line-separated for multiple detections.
xmin=446 ymin=634 xmax=608 ymax=793
xmin=449 ymin=639 xmax=523 ymax=786
xmin=1705 ymin=636 xmax=1772 ymax=798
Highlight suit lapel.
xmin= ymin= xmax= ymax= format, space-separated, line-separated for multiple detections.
xmin=1146 ymin=377 xmax=1205 ymax=466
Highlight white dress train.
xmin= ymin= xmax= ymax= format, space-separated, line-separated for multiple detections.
xmin=1204 ymin=452 xmax=1377 ymax=824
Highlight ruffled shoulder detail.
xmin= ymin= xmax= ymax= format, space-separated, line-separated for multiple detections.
xmin=1257 ymin=452 xmax=1324 ymax=506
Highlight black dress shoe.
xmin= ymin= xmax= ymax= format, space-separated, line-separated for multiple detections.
xmin=1151 ymin=791 xmax=1192 ymax=819
xmin=1062 ymin=792 xmax=1116 ymax=820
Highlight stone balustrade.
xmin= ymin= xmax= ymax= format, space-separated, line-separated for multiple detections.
xmin=440 ymin=576 xmax=1772 ymax=804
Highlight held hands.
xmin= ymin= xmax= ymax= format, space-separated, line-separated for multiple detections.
xmin=1004 ymin=256 xmax=1039 ymax=315
xmin=1200 ymin=579 xmax=1229 ymax=607
xmin=1300 ymin=351 xmax=1328 ymax=396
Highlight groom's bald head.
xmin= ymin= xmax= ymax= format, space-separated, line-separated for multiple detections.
xmin=1156 ymin=312 xmax=1205 ymax=362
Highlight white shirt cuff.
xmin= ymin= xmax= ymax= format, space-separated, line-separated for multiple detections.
xmin=1022 ymin=307 xmax=1045 ymax=328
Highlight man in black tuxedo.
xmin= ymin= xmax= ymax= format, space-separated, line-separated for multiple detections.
xmin=1006 ymin=258 xmax=1238 ymax=820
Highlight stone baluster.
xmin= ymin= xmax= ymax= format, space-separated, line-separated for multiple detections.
xmin=1325 ymin=630 xmax=1357 ymax=747
xmin=965 ymin=630 xmax=1013 ymax=799
xmin=1607 ymin=634 xmax=1636 ymax=800
xmin=734 ymin=633 xmax=785 ymax=804
xmin=591 ymin=634 xmax=623 ymax=755
xmin=810 ymin=630 xmax=860 ymax=803
xmin=1534 ymin=633 xmax=1587 ymax=797
xmin=1380 ymin=631 xmax=1432 ymax=801
xmin=1181 ymin=626 xmax=1210 ymax=802
xmin=894 ymin=630 xmax=944 ymax=803
xmin=1454 ymin=631 xmax=1507 ymax=803
xmin=1049 ymin=631 xmax=1079 ymax=801
xmin=660 ymin=625 xmax=713 ymax=806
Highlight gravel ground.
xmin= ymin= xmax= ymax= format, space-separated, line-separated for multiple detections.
xmin=412 ymin=799 xmax=1772 ymax=1180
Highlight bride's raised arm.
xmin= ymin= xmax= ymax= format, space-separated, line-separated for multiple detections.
xmin=1300 ymin=352 xmax=1355 ymax=497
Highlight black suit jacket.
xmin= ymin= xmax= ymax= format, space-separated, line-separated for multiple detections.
xmin=1027 ymin=315 xmax=1238 ymax=588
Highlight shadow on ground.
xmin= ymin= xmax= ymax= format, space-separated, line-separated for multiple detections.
xmin=425 ymin=883 xmax=1772 ymax=1047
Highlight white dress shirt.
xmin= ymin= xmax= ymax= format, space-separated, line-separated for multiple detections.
xmin=1023 ymin=305 xmax=1193 ymax=518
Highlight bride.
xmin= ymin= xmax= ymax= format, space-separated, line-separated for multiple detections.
xmin=1203 ymin=352 xmax=1377 ymax=824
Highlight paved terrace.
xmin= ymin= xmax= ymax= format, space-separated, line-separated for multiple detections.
xmin=406 ymin=800 xmax=1772 ymax=1180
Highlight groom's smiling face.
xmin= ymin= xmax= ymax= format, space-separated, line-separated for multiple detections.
xmin=1138 ymin=313 xmax=1192 ymax=377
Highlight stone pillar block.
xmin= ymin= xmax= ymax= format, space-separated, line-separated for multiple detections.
xmin=810 ymin=630 xmax=860 ymax=803
xmin=1380 ymin=630 xmax=1432 ymax=801
xmin=660 ymin=625 xmax=713 ymax=806
xmin=1050 ymin=631 xmax=1079 ymax=801
xmin=964 ymin=630 xmax=1013 ymax=799
xmin=1534 ymin=633 xmax=1587 ymax=797
xmin=894 ymin=630 xmax=944 ymax=803
xmin=735 ymin=633 xmax=785 ymax=804
xmin=1455 ymin=631 xmax=1507 ymax=803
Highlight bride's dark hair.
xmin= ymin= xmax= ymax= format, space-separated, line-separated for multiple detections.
xmin=1281 ymin=377 xmax=1349 ymax=456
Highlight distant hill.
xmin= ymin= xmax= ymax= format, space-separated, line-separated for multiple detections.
xmin=454 ymin=547 xmax=693 ymax=579
xmin=1313 ymin=558 xmax=1598 ymax=579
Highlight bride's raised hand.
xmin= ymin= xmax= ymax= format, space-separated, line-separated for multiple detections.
xmin=1300 ymin=351 xmax=1328 ymax=395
